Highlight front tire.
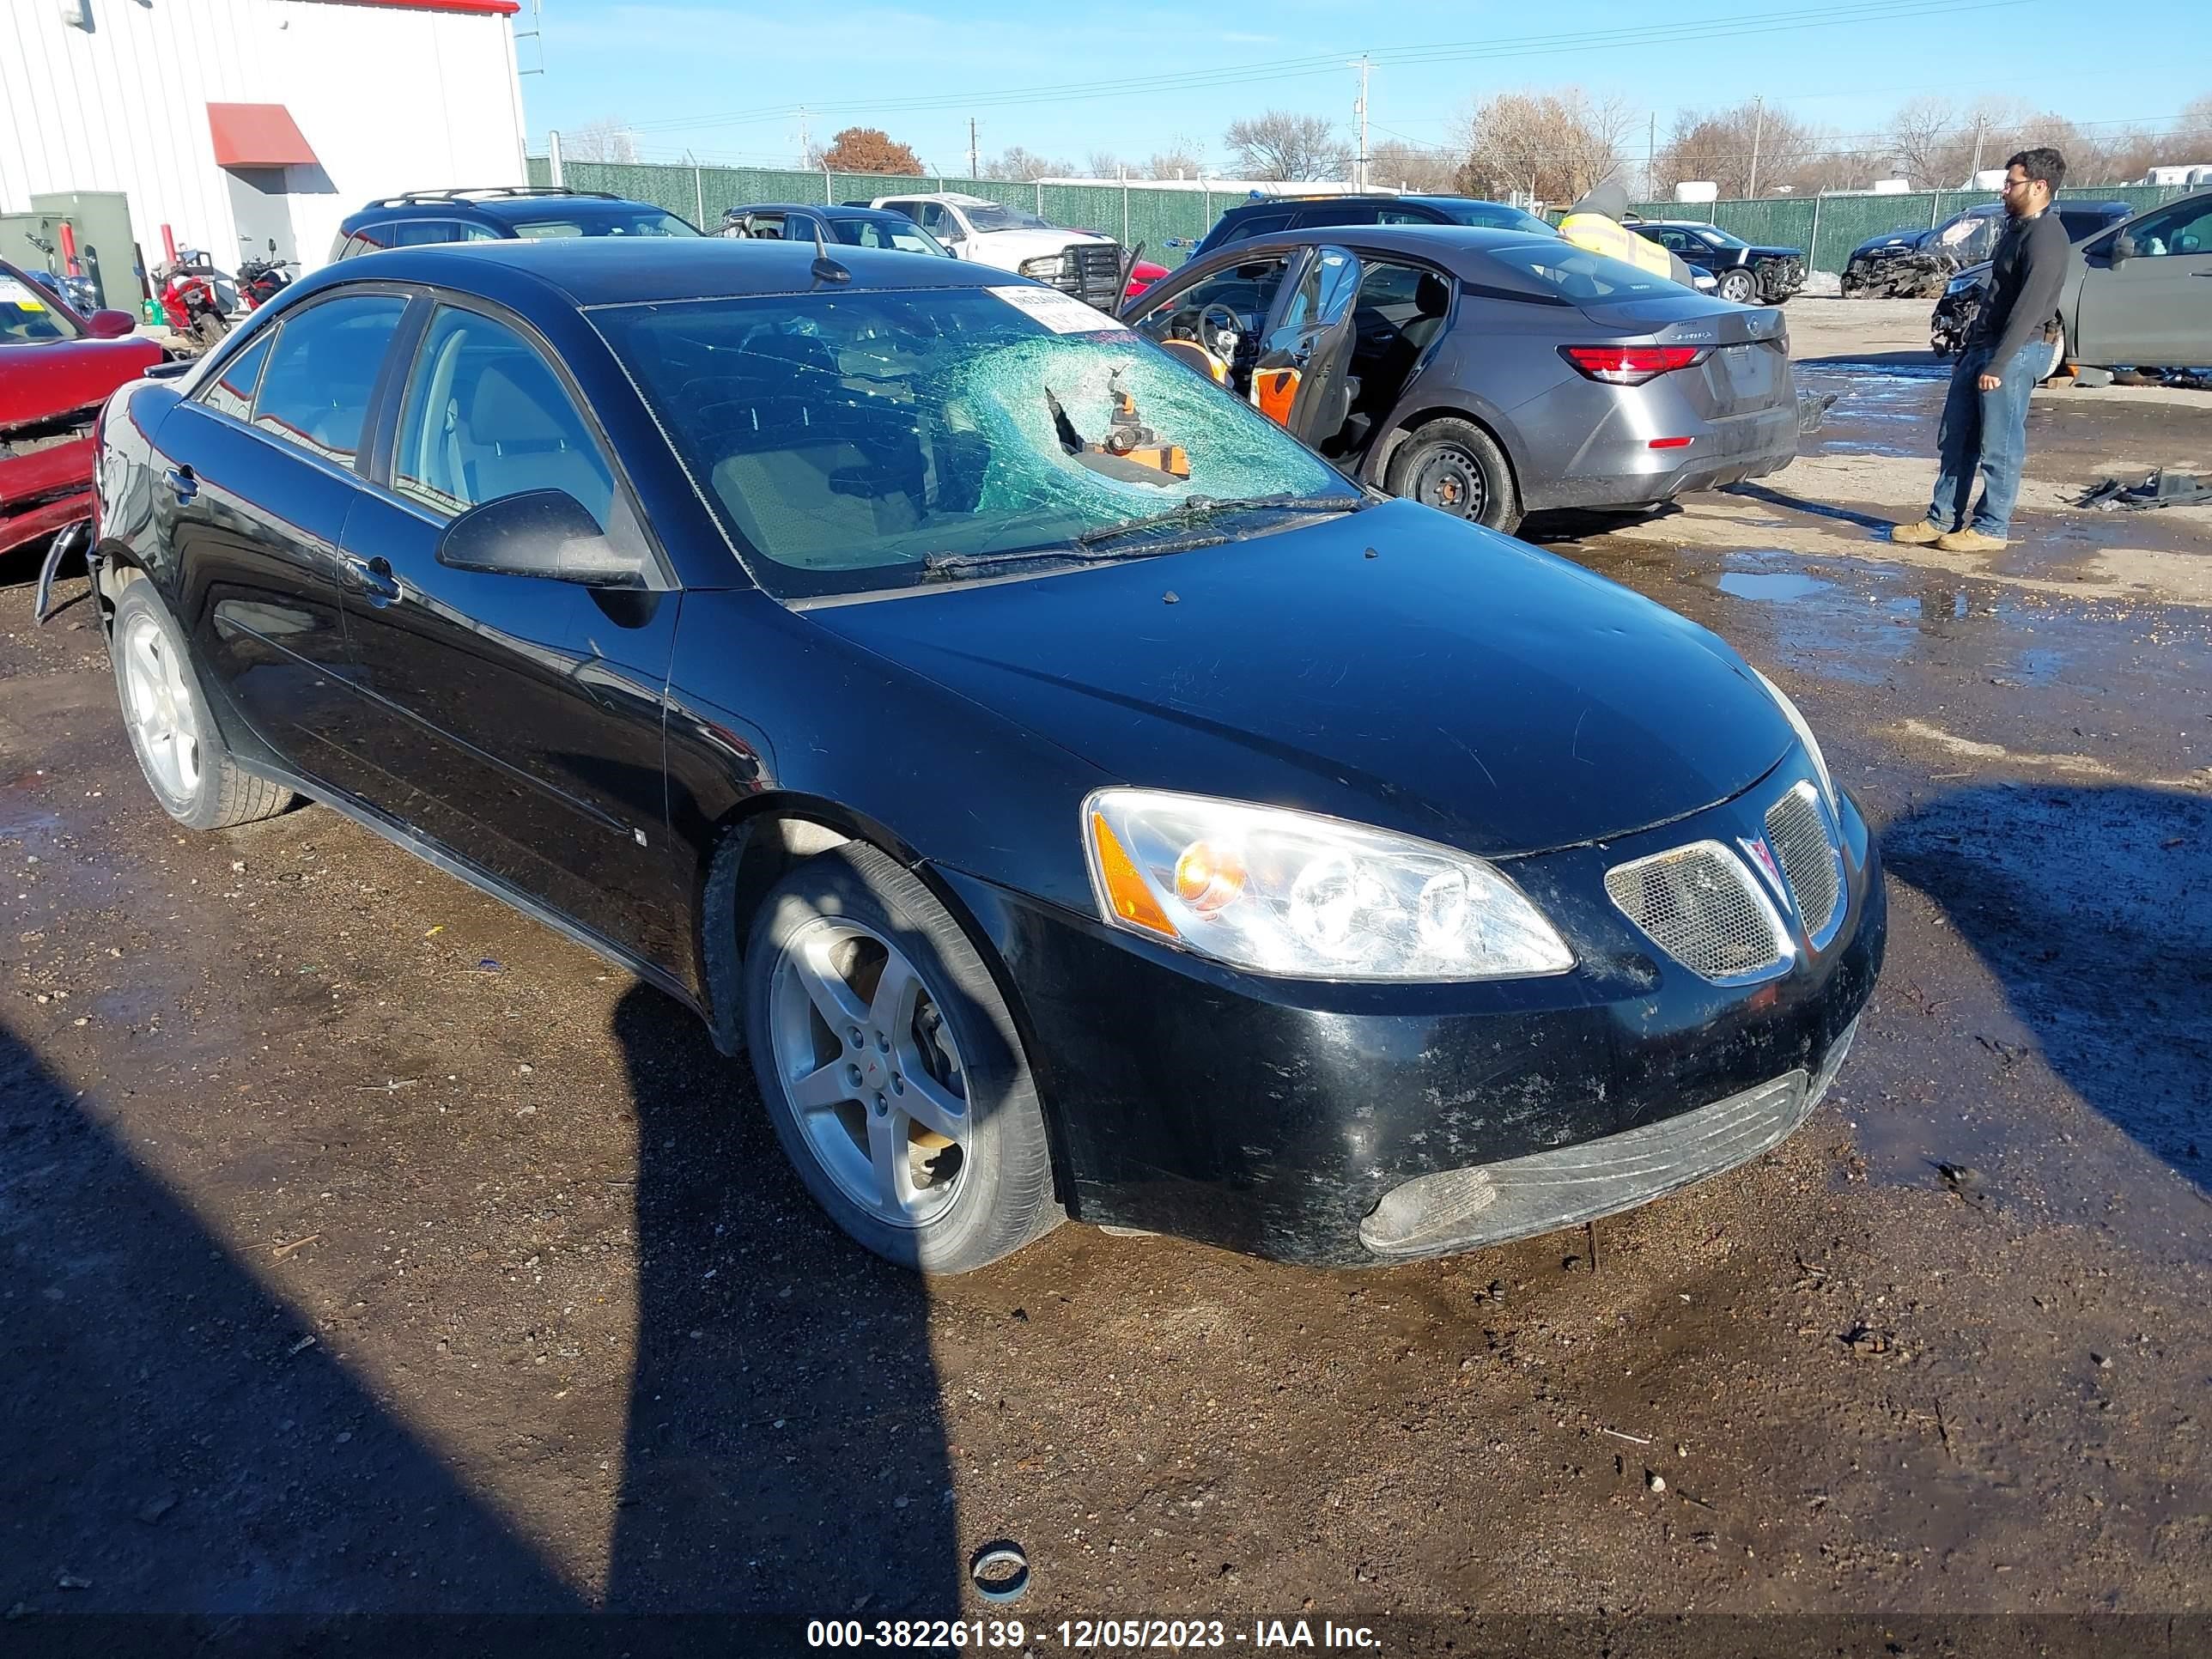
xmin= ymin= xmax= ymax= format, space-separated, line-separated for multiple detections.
xmin=1718 ymin=268 xmax=1759 ymax=305
xmin=743 ymin=844 xmax=1060 ymax=1273
xmin=110 ymin=580 xmax=295 ymax=830
xmin=1385 ymin=417 xmax=1522 ymax=533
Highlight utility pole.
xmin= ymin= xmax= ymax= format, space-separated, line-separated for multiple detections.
xmin=1747 ymin=95 xmax=1765 ymax=199
xmin=1969 ymin=115 xmax=1987 ymax=184
xmin=796 ymin=105 xmax=811 ymax=168
xmin=1351 ymin=55 xmax=1370 ymax=191
xmin=1648 ymin=111 xmax=1657 ymax=200
xmin=968 ymin=117 xmax=979 ymax=182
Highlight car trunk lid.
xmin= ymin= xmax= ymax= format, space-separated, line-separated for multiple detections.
xmin=1575 ymin=296 xmax=1792 ymax=419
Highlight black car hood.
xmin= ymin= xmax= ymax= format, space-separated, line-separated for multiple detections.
xmin=1745 ymin=246 xmax=1803 ymax=260
xmin=1851 ymin=231 xmax=1926 ymax=257
xmin=805 ymin=502 xmax=1792 ymax=859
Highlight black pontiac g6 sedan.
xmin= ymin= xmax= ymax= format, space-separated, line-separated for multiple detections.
xmin=88 ymin=238 xmax=1883 ymax=1272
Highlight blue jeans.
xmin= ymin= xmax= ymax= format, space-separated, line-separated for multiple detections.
xmin=1927 ymin=337 xmax=2046 ymax=538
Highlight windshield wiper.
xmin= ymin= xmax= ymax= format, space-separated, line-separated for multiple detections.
xmin=1073 ymin=493 xmax=1369 ymax=546
xmin=917 ymin=538 xmax=1226 ymax=583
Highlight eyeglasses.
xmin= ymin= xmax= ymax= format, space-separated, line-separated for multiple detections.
xmin=2000 ymin=176 xmax=2035 ymax=191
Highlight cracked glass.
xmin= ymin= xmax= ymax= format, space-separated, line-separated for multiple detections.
xmin=594 ymin=286 xmax=1351 ymax=599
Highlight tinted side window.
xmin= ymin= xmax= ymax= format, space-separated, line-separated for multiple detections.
xmin=345 ymin=221 xmax=402 ymax=257
xmin=199 ymin=332 xmax=273 ymax=419
xmin=1221 ymin=212 xmax=1291 ymax=245
xmin=390 ymin=220 xmax=466 ymax=246
xmin=391 ymin=306 xmax=616 ymax=526
xmin=1291 ymin=204 xmax=1382 ymax=229
xmin=250 ymin=295 xmax=407 ymax=468
xmin=750 ymin=215 xmax=788 ymax=240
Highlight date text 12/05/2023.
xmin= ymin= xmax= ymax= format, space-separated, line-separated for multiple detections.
xmin=805 ymin=1619 xmax=1383 ymax=1650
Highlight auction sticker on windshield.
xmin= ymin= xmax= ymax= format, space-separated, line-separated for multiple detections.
xmin=1 ymin=276 xmax=49 ymax=312
xmin=990 ymin=285 xmax=1128 ymax=337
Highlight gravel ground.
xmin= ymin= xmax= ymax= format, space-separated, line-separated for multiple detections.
xmin=3 ymin=299 xmax=2209 ymax=1656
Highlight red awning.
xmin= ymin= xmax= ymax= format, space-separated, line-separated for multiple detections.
xmin=207 ymin=104 xmax=320 ymax=169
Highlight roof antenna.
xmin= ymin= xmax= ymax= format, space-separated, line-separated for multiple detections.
xmin=811 ymin=219 xmax=851 ymax=284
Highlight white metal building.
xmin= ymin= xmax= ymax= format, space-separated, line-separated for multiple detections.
xmin=1 ymin=0 xmax=528 ymax=279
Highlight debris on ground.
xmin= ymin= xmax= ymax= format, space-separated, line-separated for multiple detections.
xmin=2077 ymin=470 xmax=2212 ymax=511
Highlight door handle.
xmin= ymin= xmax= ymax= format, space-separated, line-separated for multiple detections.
xmin=341 ymin=552 xmax=400 ymax=605
xmin=163 ymin=465 xmax=197 ymax=504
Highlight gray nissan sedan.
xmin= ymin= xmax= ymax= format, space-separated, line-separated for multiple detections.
xmin=1123 ymin=224 xmax=1800 ymax=533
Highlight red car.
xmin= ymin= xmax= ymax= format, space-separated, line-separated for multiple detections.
xmin=2 ymin=257 xmax=165 ymax=563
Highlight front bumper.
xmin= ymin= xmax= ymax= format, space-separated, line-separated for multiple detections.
xmin=0 ymin=434 xmax=95 ymax=558
xmin=937 ymin=764 xmax=1886 ymax=1267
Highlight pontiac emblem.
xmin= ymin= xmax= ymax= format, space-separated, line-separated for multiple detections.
xmin=1740 ymin=836 xmax=1791 ymax=909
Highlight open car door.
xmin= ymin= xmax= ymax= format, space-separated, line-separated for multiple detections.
xmin=1249 ymin=245 xmax=1362 ymax=447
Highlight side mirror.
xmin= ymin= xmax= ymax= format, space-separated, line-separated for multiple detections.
xmin=87 ymin=309 xmax=138 ymax=339
xmin=435 ymin=489 xmax=649 ymax=589
xmin=2110 ymin=234 xmax=2136 ymax=264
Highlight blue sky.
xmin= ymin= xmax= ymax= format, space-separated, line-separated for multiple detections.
xmin=519 ymin=0 xmax=2211 ymax=177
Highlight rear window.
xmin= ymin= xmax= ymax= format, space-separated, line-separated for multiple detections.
xmin=1430 ymin=202 xmax=1553 ymax=235
xmin=1479 ymin=240 xmax=1675 ymax=302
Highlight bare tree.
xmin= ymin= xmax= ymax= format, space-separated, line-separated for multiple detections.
xmin=1365 ymin=138 xmax=1461 ymax=194
xmin=1885 ymin=96 xmax=1954 ymax=187
xmin=1457 ymin=88 xmax=1631 ymax=205
xmin=984 ymin=146 xmax=1073 ymax=181
xmin=564 ymin=117 xmax=641 ymax=165
xmin=1084 ymin=150 xmax=1130 ymax=179
xmin=1223 ymin=111 xmax=1350 ymax=181
xmin=818 ymin=127 xmax=924 ymax=175
xmin=2185 ymin=94 xmax=2212 ymax=146
xmin=1139 ymin=137 xmax=1208 ymax=179
xmin=1655 ymin=100 xmax=1826 ymax=198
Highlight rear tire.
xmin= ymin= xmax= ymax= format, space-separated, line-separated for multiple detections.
xmin=1385 ymin=417 xmax=1522 ymax=534
xmin=743 ymin=844 xmax=1060 ymax=1273
xmin=110 ymin=580 xmax=294 ymax=830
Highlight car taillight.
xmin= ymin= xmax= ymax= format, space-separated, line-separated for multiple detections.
xmin=1559 ymin=344 xmax=1708 ymax=386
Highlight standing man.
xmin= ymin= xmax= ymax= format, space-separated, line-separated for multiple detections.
xmin=1893 ymin=148 xmax=2070 ymax=552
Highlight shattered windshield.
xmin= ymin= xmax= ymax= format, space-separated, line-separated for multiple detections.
xmin=593 ymin=286 xmax=1349 ymax=599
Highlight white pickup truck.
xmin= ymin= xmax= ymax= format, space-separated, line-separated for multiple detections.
xmin=869 ymin=192 xmax=1124 ymax=308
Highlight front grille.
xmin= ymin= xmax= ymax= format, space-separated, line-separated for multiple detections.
xmin=1048 ymin=241 xmax=1123 ymax=310
xmin=1605 ymin=841 xmax=1786 ymax=983
xmin=1765 ymin=781 xmax=1844 ymax=946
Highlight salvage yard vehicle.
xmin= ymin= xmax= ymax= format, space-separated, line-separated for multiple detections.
xmin=721 ymin=202 xmax=955 ymax=257
xmin=88 ymin=237 xmax=1881 ymax=1273
xmin=1126 ymin=225 xmax=1802 ymax=532
xmin=328 ymin=186 xmax=700 ymax=263
xmin=868 ymin=191 xmax=1132 ymax=307
xmin=1 ymin=255 xmax=164 ymax=563
xmin=1631 ymin=221 xmax=1806 ymax=305
xmin=1931 ymin=191 xmax=2210 ymax=371
xmin=1188 ymin=193 xmax=1556 ymax=259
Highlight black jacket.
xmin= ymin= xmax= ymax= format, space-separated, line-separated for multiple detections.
xmin=1970 ymin=209 xmax=2069 ymax=365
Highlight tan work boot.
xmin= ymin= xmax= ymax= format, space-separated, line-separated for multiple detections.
xmin=1890 ymin=520 xmax=1948 ymax=544
xmin=1936 ymin=528 xmax=2007 ymax=553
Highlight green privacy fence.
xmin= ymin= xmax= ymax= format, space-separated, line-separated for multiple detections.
xmin=524 ymin=156 xmax=2192 ymax=276
xmin=526 ymin=155 xmax=1250 ymax=268
xmin=1627 ymin=185 xmax=2185 ymax=274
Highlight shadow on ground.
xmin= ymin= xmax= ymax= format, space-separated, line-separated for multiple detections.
xmin=1882 ymin=783 xmax=2212 ymax=1188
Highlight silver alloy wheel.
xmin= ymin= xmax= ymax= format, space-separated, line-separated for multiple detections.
xmin=1719 ymin=269 xmax=1758 ymax=304
xmin=119 ymin=611 xmax=203 ymax=803
xmin=768 ymin=916 xmax=972 ymax=1228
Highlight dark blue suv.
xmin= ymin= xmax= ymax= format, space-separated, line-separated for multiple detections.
xmin=327 ymin=186 xmax=699 ymax=262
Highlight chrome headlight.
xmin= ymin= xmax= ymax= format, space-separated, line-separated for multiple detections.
xmin=1944 ymin=272 xmax=1983 ymax=296
xmin=1083 ymin=789 xmax=1573 ymax=981
xmin=1018 ymin=253 xmax=1066 ymax=279
xmin=1752 ymin=667 xmax=1837 ymax=814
